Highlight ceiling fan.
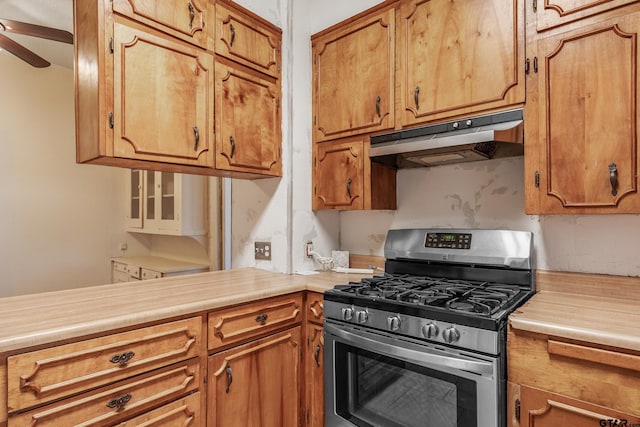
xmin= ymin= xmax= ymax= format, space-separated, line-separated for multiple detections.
xmin=0 ymin=18 xmax=72 ymax=68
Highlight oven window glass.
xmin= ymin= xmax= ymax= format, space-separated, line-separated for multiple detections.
xmin=335 ymin=343 xmax=477 ymax=427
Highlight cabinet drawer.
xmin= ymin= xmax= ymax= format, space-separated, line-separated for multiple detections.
xmin=141 ymin=268 xmax=162 ymax=280
xmin=115 ymin=392 xmax=202 ymax=426
xmin=113 ymin=261 xmax=141 ymax=279
xmin=7 ymin=317 xmax=203 ymax=412
xmin=306 ymin=292 xmax=324 ymax=324
xmin=8 ymin=359 xmax=200 ymax=427
xmin=208 ymin=294 xmax=302 ymax=350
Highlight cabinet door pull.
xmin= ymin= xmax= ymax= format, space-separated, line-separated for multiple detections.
xmin=109 ymin=351 xmax=135 ymax=365
xmin=255 ymin=313 xmax=268 ymax=324
xmin=188 ymin=2 xmax=195 ymax=29
xmin=230 ymin=24 xmax=236 ymax=47
xmin=609 ymin=163 xmax=618 ymax=196
xmin=314 ymin=344 xmax=321 ymax=367
xmin=107 ymin=393 xmax=132 ymax=410
xmin=229 ymin=135 xmax=236 ymax=158
xmin=346 ymin=178 xmax=353 ymax=199
xmin=225 ymin=362 xmax=233 ymax=393
xmin=414 ymin=86 xmax=420 ymax=110
xmin=376 ymin=95 xmax=381 ymax=118
xmin=193 ymin=126 xmax=199 ymax=151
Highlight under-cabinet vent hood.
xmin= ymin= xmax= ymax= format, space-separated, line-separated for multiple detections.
xmin=370 ymin=109 xmax=524 ymax=168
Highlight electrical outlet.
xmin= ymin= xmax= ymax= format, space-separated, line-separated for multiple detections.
xmin=305 ymin=242 xmax=313 ymax=257
xmin=255 ymin=242 xmax=271 ymax=260
xmin=119 ymin=242 xmax=128 ymax=251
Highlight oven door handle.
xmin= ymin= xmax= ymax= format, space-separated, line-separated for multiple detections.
xmin=326 ymin=323 xmax=495 ymax=376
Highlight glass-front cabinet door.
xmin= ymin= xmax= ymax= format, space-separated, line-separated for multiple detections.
xmin=126 ymin=169 xmax=143 ymax=229
xmin=144 ymin=171 xmax=181 ymax=233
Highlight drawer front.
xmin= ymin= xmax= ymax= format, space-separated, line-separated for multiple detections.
xmin=306 ymin=292 xmax=324 ymax=324
xmin=8 ymin=317 xmax=203 ymax=412
xmin=141 ymin=268 xmax=162 ymax=280
xmin=112 ymin=261 xmax=129 ymax=274
xmin=208 ymin=294 xmax=302 ymax=350
xmin=112 ymin=269 xmax=132 ymax=283
xmin=115 ymin=392 xmax=202 ymax=426
xmin=8 ymin=359 xmax=199 ymax=427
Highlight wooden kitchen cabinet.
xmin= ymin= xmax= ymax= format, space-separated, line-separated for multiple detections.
xmin=508 ymin=329 xmax=640 ymax=424
xmin=304 ymin=292 xmax=325 ymax=427
xmin=397 ymin=0 xmax=525 ymax=128
xmin=311 ymin=3 xmax=396 ymax=142
xmin=313 ymin=138 xmax=396 ymax=210
xmin=75 ymin=0 xmax=282 ymax=179
xmin=214 ymin=60 xmax=282 ymax=176
xmin=207 ymin=327 xmax=302 ymax=427
xmin=126 ymin=170 xmax=207 ymax=236
xmin=524 ymin=3 xmax=640 ymax=214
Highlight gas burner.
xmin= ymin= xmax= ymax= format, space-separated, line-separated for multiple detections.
xmin=447 ymin=298 xmax=495 ymax=315
xmin=396 ymin=290 xmax=451 ymax=306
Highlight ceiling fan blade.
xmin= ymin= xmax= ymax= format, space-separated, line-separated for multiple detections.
xmin=0 ymin=18 xmax=73 ymax=44
xmin=0 ymin=33 xmax=50 ymax=68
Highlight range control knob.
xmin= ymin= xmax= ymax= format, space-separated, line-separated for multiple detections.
xmin=387 ymin=315 xmax=402 ymax=331
xmin=443 ymin=327 xmax=461 ymax=343
xmin=421 ymin=323 xmax=439 ymax=339
xmin=341 ymin=307 xmax=354 ymax=321
xmin=355 ymin=310 xmax=368 ymax=324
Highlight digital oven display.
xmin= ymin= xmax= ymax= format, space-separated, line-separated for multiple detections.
xmin=425 ymin=233 xmax=472 ymax=249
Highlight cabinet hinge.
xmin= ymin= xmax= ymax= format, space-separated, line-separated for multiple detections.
xmin=306 ymin=409 xmax=310 ymax=423
xmin=515 ymin=398 xmax=521 ymax=420
xmin=276 ymin=98 xmax=280 ymax=108
xmin=314 ymin=186 xmax=317 ymax=196
xmin=108 ymin=112 xmax=114 ymax=129
xmin=313 ymin=116 xmax=316 ymax=125
xmin=314 ymin=54 xmax=317 ymax=65
xmin=109 ymin=37 xmax=114 ymax=54
xmin=533 ymin=0 xmax=537 ymax=12
xmin=307 ymin=337 xmax=310 ymax=347
xmin=535 ymin=171 xmax=540 ymax=188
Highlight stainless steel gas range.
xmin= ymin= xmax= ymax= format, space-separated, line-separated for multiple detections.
xmin=323 ymin=228 xmax=534 ymax=427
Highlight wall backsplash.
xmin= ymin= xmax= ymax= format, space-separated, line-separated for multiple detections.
xmin=340 ymin=157 xmax=640 ymax=277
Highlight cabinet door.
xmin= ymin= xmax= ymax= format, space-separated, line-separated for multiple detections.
xmin=208 ymin=327 xmax=301 ymax=427
xmin=313 ymin=140 xmax=364 ymax=210
xmin=533 ymin=0 xmax=639 ymax=31
xmin=305 ymin=324 xmax=324 ymax=427
xmin=112 ymin=0 xmax=211 ymax=49
xmin=398 ymin=0 xmax=525 ymax=127
xmin=214 ymin=61 xmax=282 ymax=176
xmin=126 ymin=169 xmax=143 ymax=229
xmin=528 ymin=12 xmax=640 ymax=213
xmin=215 ymin=3 xmax=281 ymax=78
xmin=520 ymin=385 xmax=640 ymax=426
xmin=312 ymin=7 xmax=395 ymax=142
xmin=144 ymin=171 xmax=181 ymax=233
xmin=113 ymin=22 xmax=214 ymax=167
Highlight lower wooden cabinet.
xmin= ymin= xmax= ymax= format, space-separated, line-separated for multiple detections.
xmin=115 ymin=392 xmax=202 ymax=426
xmin=305 ymin=323 xmax=324 ymax=427
xmin=207 ymin=327 xmax=302 ymax=427
xmin=516 ymin=384 xmax=640 ymax=427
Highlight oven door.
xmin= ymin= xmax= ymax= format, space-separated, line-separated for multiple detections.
xmin=324 ymin=319 xmax=502 ymax=427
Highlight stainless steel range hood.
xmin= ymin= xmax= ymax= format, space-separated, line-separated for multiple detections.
xmin=370 ymin=109 xmax=524 ymax=168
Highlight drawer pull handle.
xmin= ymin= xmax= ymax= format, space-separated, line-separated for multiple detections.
xmin=225 ymin=362 xmax=233 ymax=393
xmin=107 ymin=393 xmax=131 ymax=410
xmin=255 ymin=313 xmax=268 ymax=324
xmin=314 ymin=344 xmax=321 ymax=367
xmin=109 ymin=351 xmax=135 ymax=365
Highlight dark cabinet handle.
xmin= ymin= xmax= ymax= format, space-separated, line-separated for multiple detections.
xmin=193 ymin=126 xmax=199 ymax=151
xmin=314 ymin=344 xmax=321 ymax=368
xmin=107 ymin=393 xmax=131 ymax=410
xmin=188 ymin=2 xmax=195 ymax=29
xmin=109 ymin=351 xmax=135 ymax=366
xmin=225 ymin=363 xmax=233 ymax=393
xmin=414 ymin=86 xmax=420 ymax=110
xmin=609 ymin=163 xmax=618 ymax=196
xmin=230 ymin=24 xmax=236 ymax=47
xmin=346 ymin=178 xmax=352 ymax=199
xmin=230 ymin=136 xmax=236 ymax=158
xmin=375 ymin=96 xmax=381 ymax=118
xmin=255 ymin=313 xmax=268 ymax=324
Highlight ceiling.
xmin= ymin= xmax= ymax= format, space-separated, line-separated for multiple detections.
xmin=0 ymin=0 xmax=73 ymax=69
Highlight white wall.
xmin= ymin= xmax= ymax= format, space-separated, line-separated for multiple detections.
xmin=0 ymin=55 xmax=148 ymax=296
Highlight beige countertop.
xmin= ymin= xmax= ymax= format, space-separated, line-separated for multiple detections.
xmin=0 ymin=268 xmax=371 ymax=354
xmin=509 ymin=270 xmax=640 ymax=352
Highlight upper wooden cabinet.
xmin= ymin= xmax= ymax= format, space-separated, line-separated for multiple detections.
xmin=312 ymin=4 xmax=396 ymax=142
xmin=532 ymin=0 xmax=639 ymax=31
xmin=214 ymin=60 xmax=282 ymax=176
xmin=525 ymin=4 xmax=640 ymax=213
xmin=397 ymin=0 xmax=525 ymax=127
xmin=112 ymin=0 xmax=212 ymax=49
xmin=215 ymin=2 xmax=281 ymax=78
xmin=75 ymin=0 xmax=282 ymax=179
